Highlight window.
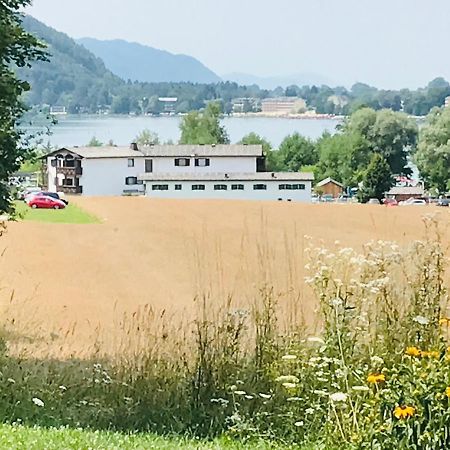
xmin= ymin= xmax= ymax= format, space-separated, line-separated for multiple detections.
xmin=64 ymin=155 xmax=75 ymax=168
xmin=175 ymin=158 xmax=190 ymax=167
xmin=128 ymin=158 xmax=135 ymax=167
xmin=152 ymin=184 xmax=169 ymax=191
xmin=192 ymin=184 xmax=205 ymax=191
xmin=145 ymin=159 xmax=153 ymax=173
xmin=231 ymin=184 xmax=244 ymax=190
xmin=175 ymin=184 xmax=182 ymax=190
xmin=253 ymin=184 xmax=267 ymax=190
xmin=51 ymin=159 xmax=57 ymax=167
xmin=195 ymin=158 xmax=210 ymax=167
xmin=214 ymin=184 xmax=227 ymax=190
xmin=62 ymin=178 xmax=74 ymax=186
xmin=125 ymin=176 xmax=138 ymax=185
xmin=279 ymin=183 xmax=306 ymax=190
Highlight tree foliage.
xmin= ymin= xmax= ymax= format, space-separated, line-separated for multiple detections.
xmin=415 ymin=107 xmax=450 ymax=193
xmin=271 ymin=133 xmax=317 ymax=172
xmin=358 ymin=154 xmax=393 ymax=202
xmin=179 ymin=102 xmax=229 ymax=145
xmin=0 ymin=1 xmax=47 ymax=213
xmin=135 ymin=129 xmax=160 ymax=146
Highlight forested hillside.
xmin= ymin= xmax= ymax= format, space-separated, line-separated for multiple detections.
xmin=19 ymin=16 xmax=450 ymax=116
xmin=19 ymin=16 xmax=122 ymax=113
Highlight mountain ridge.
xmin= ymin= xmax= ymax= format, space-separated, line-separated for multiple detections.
xmin=77 ymin=37 xmax=221 ymax=84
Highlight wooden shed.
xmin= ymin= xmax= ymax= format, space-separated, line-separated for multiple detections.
xmin=315 ymin=177 xmax=344 ymax=198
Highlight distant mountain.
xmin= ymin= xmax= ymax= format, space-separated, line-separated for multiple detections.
xmin=20 ymin=16 xmax=122 ymax=112
xmin=222 ymin=72 xmax=335 ymax=89
xmin=77 ymin=38 xmax=221 ymax=84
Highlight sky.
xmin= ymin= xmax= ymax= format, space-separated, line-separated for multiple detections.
xmin=26 ymin=0 xmax=450 ymax=89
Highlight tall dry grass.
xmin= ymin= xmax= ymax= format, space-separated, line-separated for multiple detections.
xmin=0 ymin=213 xmax=448 ymax=448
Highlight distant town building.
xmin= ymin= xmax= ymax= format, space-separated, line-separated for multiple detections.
xmin=445 ymin=96 xmax=450 ymax=108
xmin=261 ymin=97 xmax=307 ymax=114
xmin=158 ymin=97 xmax=178 ymax=113
xmin=49 ymin=106 xmax=67 ymax=115
xmin=232 ymin=98 xmax=261 ymax=113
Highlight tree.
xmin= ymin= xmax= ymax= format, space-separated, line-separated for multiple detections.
xmin=179 ymin=102 xmax=229 ymax=144
xmin=358 ymin=154 xmax=393 ymax=202
xmin=274 ymin=133 xmax=318 ymax=172
xmin=238 ymin=133 xmax=272 ymax=154
xmin=343 ymin=108 xmax=418 ymax=175
xmin=87 ymin=136 xmax=103 ymax=147
xmin=135 ymin=129 xmax=160 ymax=146
xmin=0 ymin=1 xmax=47 ymax=213
xmin=415 ymin=107 xmax=450 ymax=193
xmin=315 ymin=132 xmax=365 ymax=186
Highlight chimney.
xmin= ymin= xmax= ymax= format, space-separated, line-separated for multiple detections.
xmin=225 ymin=173 xmax=229 ymax=179
xmin=130 ymin=142 xmax=138 ymax=151
xmin=271 ymin=172 xmax=276 ymax=178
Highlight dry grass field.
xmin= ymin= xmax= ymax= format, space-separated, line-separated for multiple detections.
xmin=0 ymin=197 xmax=449 ymax=357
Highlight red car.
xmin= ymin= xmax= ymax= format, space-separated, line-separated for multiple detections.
xmin=28 ymin=196 xmax=66 ymax=210
xmin=383 ymin=198 xmax=398 ymax=207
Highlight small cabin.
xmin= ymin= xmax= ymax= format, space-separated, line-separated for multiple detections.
xmin=316 ymin=177 xmax=344 ymax=198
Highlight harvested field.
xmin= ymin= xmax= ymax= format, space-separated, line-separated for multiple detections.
xmin=0 ymin=197 xmax=449 ymax=356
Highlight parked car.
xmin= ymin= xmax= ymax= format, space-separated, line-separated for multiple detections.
xmin=383 ymin=198 xmax=398 ymax=206
xmin=30 ymin=191 xmax=69 ymax=205
xmin=399 ymin=198 xmax=427 ymax=206
xmin=28 ymin=196 xmax=66 ymax=210
xmin=320 ymin=194 xmax=335 ymax=203
xmin=437 ymin=198 xmax=449 ymax=207
xmin=19 ymin=186 xmax=41 ymax=200
xmin=367 ymin=198 xmax=381 ymax=204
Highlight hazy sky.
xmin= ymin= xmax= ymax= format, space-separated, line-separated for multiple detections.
xmin=26 ymin=0 xmax=450 ymax=89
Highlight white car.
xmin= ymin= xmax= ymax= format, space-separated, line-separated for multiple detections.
xmin=399 ymin=198 xmax=427 ymax=206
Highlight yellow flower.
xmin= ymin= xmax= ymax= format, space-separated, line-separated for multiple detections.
xmin=367 ymin=373 xmax=385 ymax=384
xmin=394 ymin=405 xmax=416 ymax=419
xmin=446 ymin=387 xmax=450 ymax=398
xmin=405 ymin=346 xmax=421 ymax=357
xmin=421 ymin=350 xmax=439 ymax=359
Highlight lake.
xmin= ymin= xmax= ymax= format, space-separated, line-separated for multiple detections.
xmin=36 ymin=115 xmax=341 ymax=147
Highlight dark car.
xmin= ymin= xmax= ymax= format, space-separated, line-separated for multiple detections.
xmin=437 ymin=198 xmax=449 ymax=207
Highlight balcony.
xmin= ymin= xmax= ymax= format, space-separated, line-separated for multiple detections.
xmin=59 ymin=186 xmax=83 ymax=194
xmin=56 ymin=166 xmax=83 ymax=176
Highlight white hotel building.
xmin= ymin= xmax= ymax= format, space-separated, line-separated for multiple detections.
xmin=43 ymin=144 xmax=314 ymax=202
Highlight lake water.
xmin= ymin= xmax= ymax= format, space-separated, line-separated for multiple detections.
xmin=37 ymin=115 xmax=341 ymax=147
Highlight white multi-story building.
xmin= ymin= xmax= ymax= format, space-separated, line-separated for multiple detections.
xmin=43 ymin=144 xmax=314 ymax=201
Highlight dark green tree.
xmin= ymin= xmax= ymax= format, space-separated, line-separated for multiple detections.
xmin=358 ymin=154 xmax=393 ymax=202
xmin=1 ymin=2 xmax=47 ymax=213
xmin=179 ymin=102 xmax=229 ymax=144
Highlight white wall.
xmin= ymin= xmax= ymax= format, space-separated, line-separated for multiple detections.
xmin=46 ymin=157 xmax=57 ymax=191
xmin=150 ymin=156 xmax=257 ymax=174
xmin=81 ymin=158 xmax=145 ymax=196
xmin=144 ymin=180 xmax=312 ymax=202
